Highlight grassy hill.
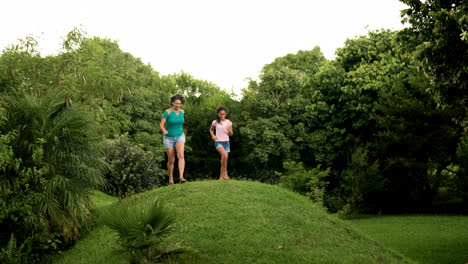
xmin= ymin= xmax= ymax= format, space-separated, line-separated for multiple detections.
xmin=53 ymin=180 xmax=413 ymax=264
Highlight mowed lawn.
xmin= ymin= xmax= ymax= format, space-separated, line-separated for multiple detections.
xmin=348 ymin=215 xmax=468 ymax=264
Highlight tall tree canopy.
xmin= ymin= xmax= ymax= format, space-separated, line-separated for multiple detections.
xmin=399 ymin=0 xmax=468 ymax=126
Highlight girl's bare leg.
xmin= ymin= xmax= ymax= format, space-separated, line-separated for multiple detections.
xmin=217 ymin=147 xmax=229 ymax=179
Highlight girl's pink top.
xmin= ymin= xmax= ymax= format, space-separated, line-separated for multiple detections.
xmin=212 ymin=119 xmax=232 ymax=142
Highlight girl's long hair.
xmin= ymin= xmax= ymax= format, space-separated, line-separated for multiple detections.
xmin=216 ymin=106 xmax=228 ymax=124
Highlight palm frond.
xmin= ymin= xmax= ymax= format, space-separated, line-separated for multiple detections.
xmin=1 ymin=89 xmax=106 ymax=240
xmin=101 ymin=196 xmax=175 ymax=250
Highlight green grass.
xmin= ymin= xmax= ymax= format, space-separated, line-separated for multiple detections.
xmin=53 ymin=180 xmax=412 ymax=264
xmin=89 ymin=190 xmax=119 ymax=209
xmin=348 ymin=215 xmax=468 ymax=264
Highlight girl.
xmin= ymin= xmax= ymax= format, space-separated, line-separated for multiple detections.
xmin=209 ymin=106 xmax=233 ymax=179
xmin=160 ymin=94 xmax=187 ymax=185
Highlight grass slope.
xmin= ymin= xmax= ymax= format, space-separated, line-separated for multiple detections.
xmin=54 ymin=180 xmax=412 ymax=264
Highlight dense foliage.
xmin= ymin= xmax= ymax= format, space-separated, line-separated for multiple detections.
xmin=1 ymin=1 xmax=467 ymax=259
xmin=0 ymin=91 xmax=105 ymax=263
xmin=399 ymin=0 xmax=468 ymax=126
xmin=102 ymin=134 xmax=165 ymax=199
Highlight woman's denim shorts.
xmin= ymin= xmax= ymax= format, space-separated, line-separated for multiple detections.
xmin=215 ymin=141 xmax=230 ymax=153
xmin=163 ymin=134 xmax=185 ymax=149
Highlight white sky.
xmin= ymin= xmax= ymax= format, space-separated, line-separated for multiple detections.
xmin=1 ymin=0 xmax=408 ymax=96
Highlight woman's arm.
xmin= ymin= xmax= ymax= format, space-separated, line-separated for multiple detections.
xmin=160 ymin=118 xmax=168 ymax=135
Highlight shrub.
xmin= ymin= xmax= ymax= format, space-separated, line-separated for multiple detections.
xmin=323 ymin=192 xmax=345 ymax=213
xmin=456 ymin=133 xmax=468 ymax=206
xmin=102 ymin=134 xmax=165 ymax=199
xmin=101 ymin=196 xmax=175 ymax=262
xmin=277 ymin=161 xmax=329 ymax=207
xmin=341 ymin=148 xmax=382 ymax=214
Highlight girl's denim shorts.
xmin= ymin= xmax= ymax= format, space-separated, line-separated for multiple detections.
xmin=215 ymin=141 xmax=230 ymax=153
xmin=163 ymin=134 xmax=185 ymax=149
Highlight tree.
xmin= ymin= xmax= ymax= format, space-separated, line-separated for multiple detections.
xmin=235 ymin=48 xmax=328 ymax=180
xmin=263 ymin=47 xmax=326 ymax=75
xmin=399 ymin=0 xmax=468 ymax=126
xmin=303 ymin=29 xmax=462 ymax=212
xmin=0 ymin=36 xmax=56 ymax=96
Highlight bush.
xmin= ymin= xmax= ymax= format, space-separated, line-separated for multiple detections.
xmin=323 ymin=193 xmax=345 ymax=213
xmin=456 ymin=133 xmax=468 ymax=206
xmin=102 ymin=134 xmax=165 ymax=199
xmin=341 ymin=148 xmax=382 ymax=214
xmin=277 ymin=161 xmax=329 ymax=207
xmin=101 ymin=196 xmax=175 ymax=262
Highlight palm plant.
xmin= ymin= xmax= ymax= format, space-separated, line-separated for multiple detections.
xmin=101 ymin=196 xmax=175 ymax=262
xmin=0 ymin=89 xmax=105 ymax=247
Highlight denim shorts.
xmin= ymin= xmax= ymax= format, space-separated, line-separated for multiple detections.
xmin=215 ymin=141 xmax=230 ymax=153
xmin=163 ymin=134 xmax=185 ymax=149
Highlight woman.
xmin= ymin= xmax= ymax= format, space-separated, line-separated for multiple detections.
xmin=209 ymin=106 xmax=233 ymax=179
xmin=160 ymin=94 xmax=186 ymax=185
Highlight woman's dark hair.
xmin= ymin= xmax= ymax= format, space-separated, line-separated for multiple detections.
xmin=170 ymin=94 xmax=186 ymax=105
xmin=216 ymin=106 xmax=228 ymax=124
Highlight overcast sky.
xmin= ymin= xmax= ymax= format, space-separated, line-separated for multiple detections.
xmin=1 ymin=0 xmax=408 ymax=95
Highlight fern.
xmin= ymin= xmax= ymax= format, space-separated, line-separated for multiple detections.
xmin=0 ymin=233 xmax=29 ymax=264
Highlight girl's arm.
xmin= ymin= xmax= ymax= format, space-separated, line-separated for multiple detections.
xmin=227 ymin=122 xmax=233 ymax=136
xmin=210 ymin=124 xmax=217 ymax=141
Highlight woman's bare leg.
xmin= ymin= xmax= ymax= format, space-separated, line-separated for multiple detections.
xmin=175 ymin=142 xmax=185 ymax=181
xmin=166 ymin=147 xmax=175 ymax=184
